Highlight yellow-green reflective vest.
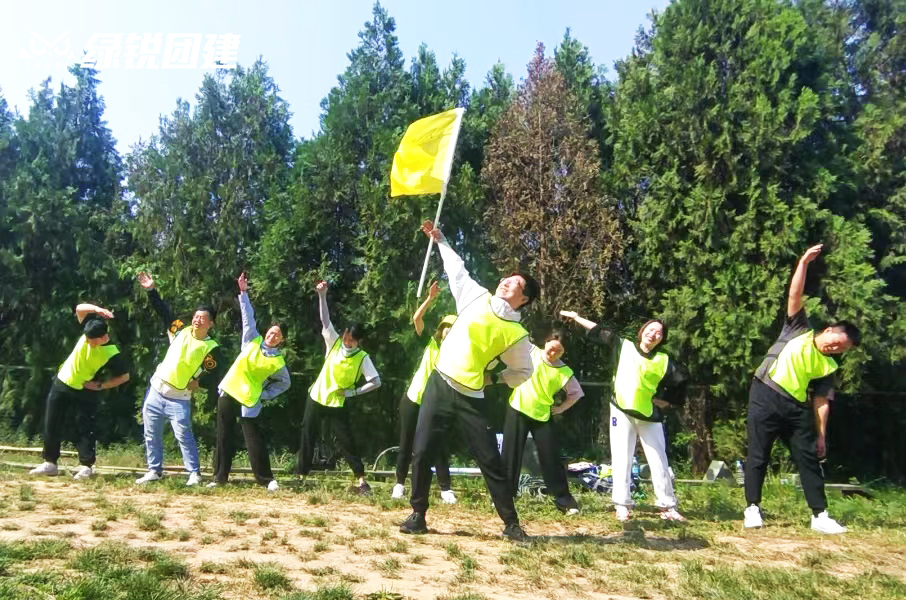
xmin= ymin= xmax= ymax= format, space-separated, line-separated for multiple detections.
xmin=309 ymin=338 xmax=368 ymax=408
xmin=768 ymin=331 xmax=838 ymax=403
xmin=154 ymin=327 xmax=219 ymax=390
xmin=406 ymin=315 xmax=457 ymax=405
xmin=219 ymin=336 xmax=286 ymax=407
xmin=509 ymin=346 xmax=574 ymax=422
xmin=57 ymin=335 xmax=120 ymax=390
xmin=435 ymin=293 xmax=528 ymax=391
xmin=613 ymin=339 xmax=669 ymax=418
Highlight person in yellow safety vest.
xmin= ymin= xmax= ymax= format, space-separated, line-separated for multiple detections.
xmin=30 ymin=304 xmax=130 ymax=480
xmin=210 ymin=273 xmax=291 ymax=491
xmin=502 ymin=329 xmax=584 ymax=514
xmin=400 ymin=220 xmax=539 ymax=543
xmin=135 ymin=272 xmax=224 ymax=487
xmin=744 ymin=245 xmax=861 ymax=534
xmin=561 ymin=310 xmax=688 ymax=523
xmin=392 ymin=280 xmax=457 ymax=504
xmin=295 ymin=280 xmax=381 ymax=495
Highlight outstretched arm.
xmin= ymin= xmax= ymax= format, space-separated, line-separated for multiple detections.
xmin=137 ymin=272 xmax=178 ymax=332
xmin=422 ymin=220 xmax=485 ymax=312
xmin=559 ymin=310 xmax=598 ymax=331
xmin=316 ymin=280 xmax=339 ymax=348
xmin=561 ymin=310 xmax=618 ymax=347
xmin=788 ymin=244 xmax=822 ymax=318
xmin=237 ymin=273 xmax=259 ymax=345
xmin=75 ymin=304 xmax=114 ymax=323
xmin=412 ymin=281 xmax=440 ymax=336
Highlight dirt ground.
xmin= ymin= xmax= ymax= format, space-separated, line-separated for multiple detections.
xmin=0 ymin=477 xmax=903 ymax=600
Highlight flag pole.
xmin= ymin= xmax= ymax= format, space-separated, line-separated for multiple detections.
xmin=416 ymin=108 xmax=464 ymax=298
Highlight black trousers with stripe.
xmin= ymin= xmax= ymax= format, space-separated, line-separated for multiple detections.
xmin=409 ymin=370 xmax=519 ymax=526
xmin=744 ymin=379 xmax=826 ymax=512
xmin=213 ymin=392 xmax=275 ymax=486
xmin=396 ymin=392 xmax=452 ymax=490
xmin=295 ymin=396 xmax=365 ymax=477
xmin=502 ymin=404 xmax=578 ymax=511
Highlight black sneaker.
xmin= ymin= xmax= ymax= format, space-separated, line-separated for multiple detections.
xmin=353 ymin=481 xmax=372 ymax=496
xmin=502 ymin=523 xmax=528 ymax=542
xmin=399 ymin=512 xmax=428 ymax=534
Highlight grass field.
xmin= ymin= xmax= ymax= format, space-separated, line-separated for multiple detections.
xmin=0 ymin=446 xmax=903 ymax=600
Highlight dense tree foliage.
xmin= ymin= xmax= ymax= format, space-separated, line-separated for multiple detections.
xmin=1 ymin=0 xmax=903 ymax=479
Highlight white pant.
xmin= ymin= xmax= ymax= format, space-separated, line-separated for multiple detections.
xmin=609 ymin=404 xmax=677 ymax=508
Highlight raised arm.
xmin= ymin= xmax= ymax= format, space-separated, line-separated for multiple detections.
xmin=137 ymin=272 xmax=178 ymax=331
xmin=559 ymin=310 xmax=598 ymax=331
xmin=560 ymin=310 xmax=619 ymax=347
xmin=237 ymin=273 xmax=259 ymax=345
xmin=412 ymin=281 xmax=440 ymax=336
xmin=788 ymin=244 xmax=822 ymax=318
xmin=316 ymin=281 xmax=331 ymax=331
xmin=422 ymin=220 xmax=485 ymax=312
xmin=75 ymin=303 xmax=114 ymax=323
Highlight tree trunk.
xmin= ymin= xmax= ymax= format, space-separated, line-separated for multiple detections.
xmin=682 ymin=386 xmax=715 ymax=476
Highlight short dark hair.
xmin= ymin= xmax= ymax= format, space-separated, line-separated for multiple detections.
xmin=272 ymin=321 xmax=290 ymax=339
xmin=83 ymin=318 xmax=108 ymax=339
xmin=345 ymin=323 xmax=365 ymax=342
xmin=195 ymin=304 xmax=217 ymax=322
xmin=829 ymin=321 xmax=862 ymax=347
xmin=545 ymin=328 xmax=566 ymax=344
xmin=637 ymin=319 xmax=667 ymax=347
xmin=513 ymin=272 xmax=540 ymax=307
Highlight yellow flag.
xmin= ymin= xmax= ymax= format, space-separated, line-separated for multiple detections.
xmin=390 ymin=107 xmax=464 ymax=197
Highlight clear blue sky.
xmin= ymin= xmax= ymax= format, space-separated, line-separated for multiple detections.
xmin=1 ymin=0 xmax=671 ymax=153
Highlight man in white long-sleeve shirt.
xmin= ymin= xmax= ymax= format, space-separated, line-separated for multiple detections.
xmin=400 ymin=220 xmax=538 ymax=542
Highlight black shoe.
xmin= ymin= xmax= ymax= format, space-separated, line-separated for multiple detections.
xmin=353 ymin=481 xmax=372 ymax=496
xmin=502 ymin=523 xmax=528 ymax=542
xmin=399 ymin=512 xmax=428 ymax=534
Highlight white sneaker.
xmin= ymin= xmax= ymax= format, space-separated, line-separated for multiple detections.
xmin=391 ymin=483 xmax=405 ymax=499
xmin=206 ymin=481 xmax=218 ymax=488
xmin=615 ymin=505 xmax=632 ymax=522
xmin=566 ymin=508 xmax=580 ymax=516
xmin=186 ymin=472 xmax=202 ymax=487
xmin=73 ymin=466 xmax=94 ymax=480
xmin=811 ymin=511 xmax=847 ymax=534
xmin=744 ymin=505 xmax=763 ymax=528
xmin=660 ymin=507 xmax=686 ymax=522
xmin=135 ymin=470 xmax=162 ymax=485
xmin=440 ymin=489 xmax=457 ymax=504
xmin=29 ymin=462 xmax=58 ymax=476
xmin=267 ymin=480 xmax=279 ymax=492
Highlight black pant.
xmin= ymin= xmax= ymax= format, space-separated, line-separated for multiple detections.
xmin=410 ymin=370 xmax=519 ymax=526
xmin=396 ymin=393 xmax=451 ymax=490
xmin=502 ymin=404 xmax=578 ymax=511
xmin=42 ymin=378 xmax=97 ymax=467
xmin=745 ymin=379 xmax=826 ymax=511
xmin=295 ymin=396 xmax=365 ymax=477
xmin=213 ymin=393 xmax=275 ymax=486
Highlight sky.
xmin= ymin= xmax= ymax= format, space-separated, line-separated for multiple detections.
xmin=0 ymin=0 xmax=671 ymax=154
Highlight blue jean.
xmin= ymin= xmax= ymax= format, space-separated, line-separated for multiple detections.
xmin=142 ymin=386 xmax=200 ymax=474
